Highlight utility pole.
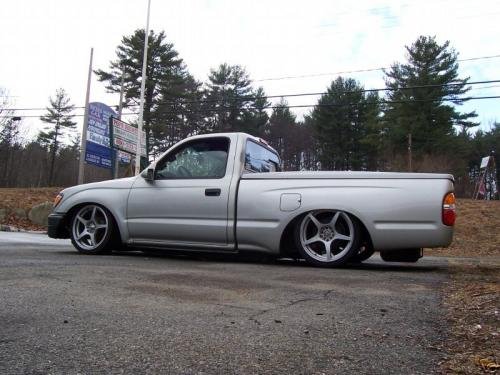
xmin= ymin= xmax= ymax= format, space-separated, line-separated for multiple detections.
xmin=135 ymin=0 xmax=151 ymax=176
xmin=78 ymin=47 xmax=93 ymax=185
xmin=113 ymin=66 xmax=126 ymax=179
xmin=407 ymin=133 xmax=412 ymax=172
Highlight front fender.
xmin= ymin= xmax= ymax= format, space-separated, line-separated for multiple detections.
xmin=55 ymin=188 xmax=130 ymax=242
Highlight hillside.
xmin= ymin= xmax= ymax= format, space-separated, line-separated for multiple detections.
xmin=0 ymin=188 xmax=61 ymax=230
xmin=427 ymin=198 xmax=500 ymax=258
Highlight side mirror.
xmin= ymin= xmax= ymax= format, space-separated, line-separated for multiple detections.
xmin=143 ymin=168 xmax=154 ymax=182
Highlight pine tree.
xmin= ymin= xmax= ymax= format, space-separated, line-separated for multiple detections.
xmin=204 ymin=63 xmax=265 ymax=133
xmin=311 ymin=77 xmax=381 ymax=170
xmin=95 ymin=29 xmax=191 ymax=157
xmin=240 ymin=87 xmax=270 ymax=137
xmin=38 ymin=88 xmax=76 ymax=186
xmin=384 ymin=36 xmax=478 ymax=160
xmin=0 ymin=117 xmax=22 ymax=187
xmin=267 ymin=98 xmax=297 ymax=169
xmin=152 ymin=73 xmax=204 ymax=156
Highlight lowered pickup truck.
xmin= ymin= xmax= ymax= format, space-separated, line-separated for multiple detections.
xmin=48 ymin=132 xmax=455 ymax=267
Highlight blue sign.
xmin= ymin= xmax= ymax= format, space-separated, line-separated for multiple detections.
xmin=85 ymin=102 xmax=116 ymax=169
xmin=86 ymin=102 xmax=116 ymax=147
xmin=85 ymin=140 xmax=112 ymax=169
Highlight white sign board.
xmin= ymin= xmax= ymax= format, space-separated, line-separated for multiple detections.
xmin=480 ymin=156 xmax=490 ymax=169
xmin=111 ymin=117 xmax=146 ymax=156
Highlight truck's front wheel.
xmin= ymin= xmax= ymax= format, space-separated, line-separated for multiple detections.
xmin=295 ymin=210 xmax=361 ymax=267
xmin=70 ymin=204 xmax=116 ymax=254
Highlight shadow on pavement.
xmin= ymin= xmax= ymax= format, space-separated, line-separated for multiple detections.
xmin=58 ymin=247 xmax=447 ymax=273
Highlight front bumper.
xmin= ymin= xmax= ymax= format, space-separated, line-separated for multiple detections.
xmin=47 ymin=213 xmax=70 ymax=239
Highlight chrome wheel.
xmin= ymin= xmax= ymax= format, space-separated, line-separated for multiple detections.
xmin=72 ymin=205 xmax=109 ymax=251
xmin=299 ymin=210 xmax=356 ymax=263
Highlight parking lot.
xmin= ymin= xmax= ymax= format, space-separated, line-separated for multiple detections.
xmin=0 ymin=232 xmax=449 ymax=374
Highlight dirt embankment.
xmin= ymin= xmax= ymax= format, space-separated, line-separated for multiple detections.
xmin=0 ymin=187 xmax=61 ymax=230
xmin=428 ymin=199 xmax=500 ymax=258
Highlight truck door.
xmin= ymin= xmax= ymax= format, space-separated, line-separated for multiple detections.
xmin=127 ymin=136 xmax=234 ymax=246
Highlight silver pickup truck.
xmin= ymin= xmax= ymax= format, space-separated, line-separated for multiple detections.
xmin=48 ymin=132 xmax=456 ymax=267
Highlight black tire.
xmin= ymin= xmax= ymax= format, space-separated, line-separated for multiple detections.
xmin=70 ymin=204 xmax=117 ymax=254
xmin=349 ymin=242 xmax=375 ymax=263
xmin=380 ymin=248 xmax=422 ymax=263
xmin=294 ymin=210 xmax=361 ymax=267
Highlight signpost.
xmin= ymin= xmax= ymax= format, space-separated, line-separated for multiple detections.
xmin=78 ymin=48 xmax=94 ymax=185
xmin=135 ymin=0 xmax=152 ymax=175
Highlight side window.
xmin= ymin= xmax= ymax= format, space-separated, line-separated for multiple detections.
xmin=155 ymin=138 xmax=229 ymax=179
xmin=245 ymin=140 xmax=281 ymax=173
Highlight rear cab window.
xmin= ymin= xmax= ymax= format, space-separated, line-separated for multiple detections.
xmin=244 ymin=139 xmax=281 ymax=173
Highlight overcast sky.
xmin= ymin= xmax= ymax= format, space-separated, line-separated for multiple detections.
xmin=1 ymin=0 xmax=499 ymax=138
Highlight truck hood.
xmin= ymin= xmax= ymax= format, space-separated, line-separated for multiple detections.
xmin=242 ymin=171 xmax=454 ymax=181
xmin=60 ymin=176 xmax=138 ymax=199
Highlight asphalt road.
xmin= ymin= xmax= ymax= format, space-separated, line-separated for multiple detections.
xmin=0 ymin=232 xmax=449 ymax=375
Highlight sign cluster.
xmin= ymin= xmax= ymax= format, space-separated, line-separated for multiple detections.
xmin=84 ymin=102 xmax=146 ymax=170
xmin=111 ymin=118 xmax=146 ymax=157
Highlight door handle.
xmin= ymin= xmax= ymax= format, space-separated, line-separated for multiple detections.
xmin=205 ymin=188 xmax=221 ymax=197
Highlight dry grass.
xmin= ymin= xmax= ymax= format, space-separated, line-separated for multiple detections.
xmin=0 ymin=187 xmax=61 ymax=230
xmin=428 ymin=199 xmax=500 ymax=258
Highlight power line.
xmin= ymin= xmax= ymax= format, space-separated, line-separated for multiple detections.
xmin=143 ymin=95 xmax=500 ymax=115
xmin=3 ymin=95 xmax=499 ymax=119
xmin=5 ymin=79 xmax=500 ymax=113
xmin=254 ymin=54 xmax=500 ymax=82
xmin=3 ymin=52 xmax=500 ymax=112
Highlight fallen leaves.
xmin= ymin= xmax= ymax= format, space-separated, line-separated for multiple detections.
xmin=440 ymin=264 xmax=500 ymax=374
xmin=0 ymin=187 xmax=61 ymax=231
xmin=475 ymin=357 xmax=500 ymax=372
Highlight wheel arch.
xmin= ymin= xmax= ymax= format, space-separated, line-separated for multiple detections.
xmin=66 ymin=202 xmax=124 ymax=243
xmin=279 ymin=208 xmax=374 ymax=258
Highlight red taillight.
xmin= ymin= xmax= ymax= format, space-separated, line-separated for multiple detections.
xmin=442 ymin=192 xmax=456 ymax=226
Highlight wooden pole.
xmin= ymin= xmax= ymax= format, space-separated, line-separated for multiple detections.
xmin=113 ymin=66 xmax=126 ymax=179
xmin=135 ymin=0 xmax=151 ymax=176
xmin=77 ymin=47 xmax=94 ymax=185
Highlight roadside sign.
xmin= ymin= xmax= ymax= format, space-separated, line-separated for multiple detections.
xmin=84 ymin=102 xmax=116 ymax=169
xmin=110 ymin=117 xmax=146 ymax=156
xmin=85 ymin=140 xmax=112 ymax=169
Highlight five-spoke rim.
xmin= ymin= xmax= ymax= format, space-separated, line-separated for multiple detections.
xmin=72 ymin=205 xmax=109 ymax=251
xmin=299 ymin=210 xmax=355 ymax=262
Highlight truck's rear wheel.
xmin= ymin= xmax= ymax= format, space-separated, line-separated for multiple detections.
xmin=70 ymin=205 xmax=115 ymax=254
xmin=295 ymin=210 xmax=361 ymax=267
xmin=350 ymin=242 xmax=375 ymax=263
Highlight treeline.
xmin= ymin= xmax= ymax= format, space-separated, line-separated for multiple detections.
xmin=0 ymin=32 xmax=498 ymax=196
